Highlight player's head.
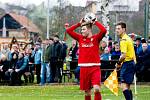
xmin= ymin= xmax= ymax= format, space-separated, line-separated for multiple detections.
xmin=115 ymin=22 xmax=126 ymax=37
xmin=81 ymin=23 xmax=92 ymax=37
xmin=53 ymin=34 xmax=59 ymax=42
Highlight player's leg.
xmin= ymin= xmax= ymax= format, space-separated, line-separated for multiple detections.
xmin=93 ymin=85 xmax=101 ymax=100
xmin=91 ymin=66 xmax=101 ymax=100
xmin=120 ymin=61 xmax=135 ymax=100
xmin=80 ymin=67 xmax=91 ymax=100
xmin=121 ymin=83 xmax=132 ymax=100
xmin=85 ymin=90 xmax=91 ymax=100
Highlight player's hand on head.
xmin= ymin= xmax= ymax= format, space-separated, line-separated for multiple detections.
xmin=80 ymin=18 xmax=85 ymax=25
xmin=91 ymin=17 xmax=97 ymax=25
xmin=80 ymin=18 xmax=91 ymax=26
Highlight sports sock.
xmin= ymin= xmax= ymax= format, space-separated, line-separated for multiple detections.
xmin=123 ymin=89 xmax=132 ymax=100
xmin=94 ymin=92 xmax=101 ymax=100
xmin=129 ymin=90 xmax=133 ymax=100
xmin=85 ymin=95 xmax=91 ymax=100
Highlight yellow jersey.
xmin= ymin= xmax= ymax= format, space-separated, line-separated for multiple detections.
xmin=120 ymin=33 xmax=136 ymax=62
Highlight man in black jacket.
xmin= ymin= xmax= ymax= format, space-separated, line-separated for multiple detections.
xmin=136 ymin=42 xmax=150 ymax=82
xmin=50 ymin=35 xmax=63 ymax=83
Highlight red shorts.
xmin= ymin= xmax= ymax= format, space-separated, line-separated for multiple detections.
xmin=80 ymin=66 xmax=101 ymax=91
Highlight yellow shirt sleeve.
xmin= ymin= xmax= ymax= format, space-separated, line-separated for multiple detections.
xmin=120 ymin=39 xmax=127 ymax=53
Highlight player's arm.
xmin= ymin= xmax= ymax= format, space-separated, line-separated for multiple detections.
xmin=94 ymin=21 xmax=107 ymax=41
xmin=116 ymin=39 xmax=127 ymax=68
xmin=116 ymin=53 xmax=126 ymax=67
xmin=66 ymin=23 xmax=81 ymax=41
xmin=115 ymin=53 xmax=126 ymax=69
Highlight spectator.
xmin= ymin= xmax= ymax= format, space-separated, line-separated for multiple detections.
xmin=61 ymin=40 xmax=68 ymax=61
xmin=69 ymin=40 xmax=78 ymax=59
xmin=11 ymin=51 xmax=18 ymax=70
xmin=27 ymin=48 xmax=35 ymax=83
xmin=134 ymin=37 xmax=142 ymax=56
xmin=108 ymin=36 xmax=113 ymax=51
xmin=40 ymin=39 xmax=51 ymax=85
xmin=5 ymin=49 xmax=19 ymax=85
xmin=0 ymin=55 xmax=10 ymax=82
xmin=136 ymin=42 xmax=150 ymax=82
xmin=99 ymin=41 xmax=107 ymax=55
xmin=24 ymin=47 xmax=35 ymax=83
xmin=111 ymin=41 xmax=118 ymax=53
xmin=100 ymin=47 xmax=112 ymax=81
xmin=14 ymin=52 xmax=29 ymax=85
xmin=100 ymin=47 xmax=111 ymax=61
xmin=111 ymin=43 xmax=121 ymax=60
xmin=68 ymin=40 xmax=78 ymax=70
xmin=1 ymin=44 xmax=11 ymax=61
xmin=50 ymin=35 xmax=62 ymax=83
xmin=34 ymin=42 xmax=42 ymax=84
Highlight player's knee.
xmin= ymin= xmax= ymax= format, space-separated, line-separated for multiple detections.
xmin=93 ymin=85 xmax=100 ymax=93
xmin=85 ymin=90 xmax=91 ymax=96
xmin=121 ymin=83 xmax=130 ymax=91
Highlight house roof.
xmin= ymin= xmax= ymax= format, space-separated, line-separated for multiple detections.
xmin=0 ymin=13 xmax=40 ymax=33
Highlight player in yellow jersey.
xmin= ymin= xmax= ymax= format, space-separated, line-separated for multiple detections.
xmin=115 ymin=22 xmax=136 ymax=100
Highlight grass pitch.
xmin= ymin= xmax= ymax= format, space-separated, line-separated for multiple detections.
xmin=0 ymin=84 xmax=149 ymax=100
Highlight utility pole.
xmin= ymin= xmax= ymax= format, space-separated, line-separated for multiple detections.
xmin=147 ymin=0 xmax=150 ymax=40
xmin=148 ymin=1 xmax=150 ymax=38
xmin=144 ymin=0 xmax=149 ymax=40
xmin=58 ymin=0 xmax=63 ymax=39
xmin=2 ymin=17 xmax=6 ymax=37
xmin=46 ymin=0 xmax=50 ymax=39
xmin=115 ymin=11 xmax=119 ymax=41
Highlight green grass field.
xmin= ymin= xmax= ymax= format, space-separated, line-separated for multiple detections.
xmin=0 ymin=84 xmax=149 ymax=100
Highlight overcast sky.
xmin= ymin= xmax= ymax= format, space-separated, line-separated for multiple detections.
xmin=0 ymin=0 xmax=88 ymax=7
xmin=0 ymin=0 xmax=45 ymax=6
xmin=0 ymin=0 xmax=141 ymax=10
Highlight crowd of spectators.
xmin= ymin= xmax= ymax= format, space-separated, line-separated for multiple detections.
xmin=0 ymin=35 xmax=149 ymax=86
xmin=0 ymin=35 xmax=68 ymax=85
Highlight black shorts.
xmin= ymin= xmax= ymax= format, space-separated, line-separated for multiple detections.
xmin=120 ymin=60 xmax=136 ymax=84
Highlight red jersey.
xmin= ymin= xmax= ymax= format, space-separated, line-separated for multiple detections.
xmin=66 ymin=21 xmax=106 ymax=67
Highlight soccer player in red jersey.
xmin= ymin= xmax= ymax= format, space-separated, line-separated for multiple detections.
xmin=66 ymin=18 xmax=107 ymax=100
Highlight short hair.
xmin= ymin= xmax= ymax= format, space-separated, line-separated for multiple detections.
xmin=54 ymin=34 xmax=59 ymax=39
xmin=113 ymin=41 xmax=118 ymax=45
xmin=81 ymin=23 xmax=92 ymax=29
xmin=141 ymin=38 xmax=146 ymax=43
xmin=116 ymin=22 xmax=126 ymax=29
xmin=135 ymin=37 xmax=141 ymax=41
xmin=49 ymin=37 xmax=53 ymax=41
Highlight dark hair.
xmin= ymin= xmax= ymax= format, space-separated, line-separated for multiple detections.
xmin=49 ymin=37 xmax=53 ymax=41
xmin=113 ymin=41 xmax=118 ymax=45
xmin=116 ymin=22 xmax=126 ymax=29
xmin=135 ymin=37 xmax=141 ymax=41
xmin=81 ymin=23 xmax=92 ymax=29
xmin=141 ymin=38 xmax=146 ymax=43
xmin=37 ymin=37 xmax=42 ymax=43
xmin=54 ymin=34 xmax=59 ymax=39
